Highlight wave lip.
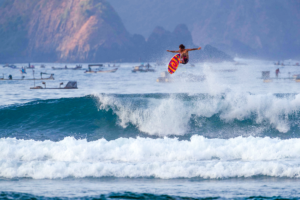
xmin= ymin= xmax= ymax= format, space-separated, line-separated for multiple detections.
xmin=2 ymin=93 xmax=300 ymax=140
xmin=1 ymin=136 xmax=300 ymax=179
xmin=95 ymin=93 xmax=300 ymax=136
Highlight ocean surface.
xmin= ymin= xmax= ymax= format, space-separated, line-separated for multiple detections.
xmin=1 ymin=59 xmax=300 ymax=199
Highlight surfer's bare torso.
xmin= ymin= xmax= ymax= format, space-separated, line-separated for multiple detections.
xmin=167 ymin=45 xmax=201 ymax=64
xmin=179 ymin=49 xmax=189 ymax=60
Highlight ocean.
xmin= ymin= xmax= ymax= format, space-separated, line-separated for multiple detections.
xmin=1 ymin=59 xmax=300 ymax=199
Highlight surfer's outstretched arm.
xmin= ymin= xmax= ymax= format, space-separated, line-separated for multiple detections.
xmin=186 ymin=47 xmax=201 ymax=51
xmin=167 ymin=50 xmax=180 ymax=53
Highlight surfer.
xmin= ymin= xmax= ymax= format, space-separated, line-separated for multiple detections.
xmin=167 ymin=44 xmax=201 ymax=64
xmin=20 ymin=67 xmax=26 ymax=74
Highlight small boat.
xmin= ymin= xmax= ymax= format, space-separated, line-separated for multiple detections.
xmin=85 ymin=68 xmax=118 ymax=73
xmin=259 ymin=71 xmax=294 ymax=82
xmin=3 ymin=64 xmax=17 ymax=69
xmin=107 ymin=64 xmax=120 ymax=68
xmin=0 ymin=73 xmax=54 ymax=81
xmin=88 ymin=64 xmax=103 ymax=67
xmin=132 ymin=63 xmax=155 ymax=73
xmin=52 ymin=65 xmax=83 ymax=70
xmin=274 ymin=62 xmax=286 ymax=66
xmin=84 ymin=64 xmax=118 ymax=73
xmin=26 ymin=65 xmax=35 ymax=69
xmin=30 ymin=81 xmax=78 ymax=89
xmin=40 ymin=64 xmax=46 ymax=68
xmin=274 ymin=62 xmax=281 ymax=66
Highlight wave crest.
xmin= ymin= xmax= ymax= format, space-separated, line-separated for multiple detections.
xmin=95 ymin=93 xmax=300 ymax=136
xmin=1 ymin=136 xmax=300 ymax=179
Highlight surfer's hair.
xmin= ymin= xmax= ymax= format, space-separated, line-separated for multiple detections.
xmin=179 ymin=44 xmax=185 ymax=49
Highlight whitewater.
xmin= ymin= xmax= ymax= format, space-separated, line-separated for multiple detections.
xmin=1 ymin=58 xmax=300 ymax=199
xmin=2 ymin=136 xmax=300 ymax=179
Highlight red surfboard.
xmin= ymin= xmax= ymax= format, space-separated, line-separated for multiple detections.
xmin=168 ymin=54 xmax=181 ymax=74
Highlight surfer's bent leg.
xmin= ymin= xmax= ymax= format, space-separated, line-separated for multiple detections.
xmin=180 ymin=56 xmax=189 ymax=64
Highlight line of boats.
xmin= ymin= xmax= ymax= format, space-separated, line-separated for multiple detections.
xmin=0 ymin=63 xmax=159 ymax=90
xmin=3 ymin=63 xmax=120 ymax=69
xmin=0 ymin=73 xmax=54 ymax=81
xmin=52 ymin=65 xmax=83 ymax=70
xmin=3 ymin=63 xmax=160 ymax=74
xmin=274 ymin=62 xmax=300 ymax=66
xmin=0 ymin=72 xmax=77 ymax=90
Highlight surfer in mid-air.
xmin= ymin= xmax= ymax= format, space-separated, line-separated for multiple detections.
xmin=167 ymin=44 xmax=201 ymax=64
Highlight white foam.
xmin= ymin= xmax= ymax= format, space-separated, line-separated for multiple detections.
xmin=96 ymin=94 xmax=191 ymax=136
xmin=95 ymin=92 xmax=300 ymax=135
xmin=1 ymin=136 xmax=300 ymax=179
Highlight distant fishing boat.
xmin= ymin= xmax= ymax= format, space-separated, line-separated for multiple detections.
xmin=107 ymin=64 xmax=120 ymax=68
xmin=260 ymin=71 xmax=295 ymax=83
xmin=0 ymin=73 xmax=54 ymax=81
xmin=3 ymin=64 xmax=17 ymax=69
xmin=85 ymin=68 xmax=118 ymax=73
xmin=274 ymin=62 xmax=289 ymax=66
xmin=52 ymin=65 xmax=83 ymax=70
xmin=26 ymin=65 xmax=35 ymax=69
xmin=30 ymin=81 xmax=78 ymax=89
xmin=132 ymin=63 xmax=155 ymax=72
xmin=84 ymin=64 xmax=118 ymax=73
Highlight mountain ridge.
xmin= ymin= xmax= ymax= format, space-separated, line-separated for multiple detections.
xmin=109 ymin=0 xmax=300 ymax=59
xmin=0 ymin=0 xmax=233 ymax=63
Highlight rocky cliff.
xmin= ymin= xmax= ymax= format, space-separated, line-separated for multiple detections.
xmin=0 ymin=0 xmax=232 ymax=63
xmin=0 ymin=0 xmax=134 ymax=63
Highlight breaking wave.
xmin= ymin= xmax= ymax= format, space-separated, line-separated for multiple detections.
xmin=1 ymin=136 xmax=300 ymax=179
xmin=1 ymin=92 xmax=300 ymax=140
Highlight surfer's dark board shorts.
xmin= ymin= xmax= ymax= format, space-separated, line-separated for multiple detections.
xmin=180 ymin=58 xmax=189 ymax=64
